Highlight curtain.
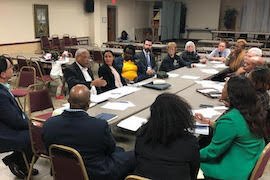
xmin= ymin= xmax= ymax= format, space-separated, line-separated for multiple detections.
xmin=161 ymin=1 xmax=182 ymax=40
xmin=240 ymin=0 xmax=270 ymax=32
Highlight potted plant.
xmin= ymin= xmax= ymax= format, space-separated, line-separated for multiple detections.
xmin=224 ymin=8 xmax=238 ymax=30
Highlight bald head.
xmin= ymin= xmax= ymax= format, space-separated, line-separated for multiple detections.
xmin=68 ymin=84 xmax=90 ymax=110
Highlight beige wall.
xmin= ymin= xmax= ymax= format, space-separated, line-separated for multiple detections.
xmin=180 ymin=0 xmax=221 ymax=39
xmin=0 ymin=0 xmax=91 ymax=44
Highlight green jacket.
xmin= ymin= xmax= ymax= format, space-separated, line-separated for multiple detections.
xmin=200 ymin=108 xmax=265 ymax=180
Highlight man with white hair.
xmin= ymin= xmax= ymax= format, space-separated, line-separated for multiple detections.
xmin=235 ymin=47 xmax=265 ymax=76
xmin=64 ymin=48 xmax=107 ymax=93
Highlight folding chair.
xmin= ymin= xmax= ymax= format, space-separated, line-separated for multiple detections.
xmin=51 ymin=35 xmax=61 ymax=51
xmin=125 ymin=175 xmax=151 ymax=180
xmin=16 ymin=55 xmax=30 ymax=71
xmin=40 ymin=35 xmax=51 ymax=52
xmin=49 ymin=144 xmax=89 ymax=180
xmin=63 ymin=34 xmax=71 ymax=47
xmin=71 ymin=36 xmax=78 ymax=45
xmin=250 ymin=143 xmax=270 ymax=180
xmin=27 ymin=83 xmax=54 ymax=122
xmin=11 ymin=66 xmax=36 ymax=111
xmin=29 ymin=58 xmax=53 ymax=84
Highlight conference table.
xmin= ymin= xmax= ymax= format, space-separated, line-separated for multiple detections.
xmin=86 ymin=61 xmax=228 ymax=125
xmin=104 ymin=41 xmax=167 ymax=50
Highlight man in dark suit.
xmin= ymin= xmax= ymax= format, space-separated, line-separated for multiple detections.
xmin=0 ymin=56 xmax=38 ymax=178
xmin=64 ymin=48 xmax=107 ymax=93
xmin=43 ymin=84 xmax=135 ymax=180
xmin=135 ymin=39 xmax=157 ymax=78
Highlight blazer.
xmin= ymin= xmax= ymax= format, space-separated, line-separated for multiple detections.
xmin=43 ymin=110 xmax=132 ymax=179
xmin=98 ymin=64 xmax=127 ymax=92
xmin=180 ymin=51 xmax=200 ymax=64
xmin=135 ymin=51 xmax=157 ymax=72
xmin=159 ymin=54 xmax=189 ymax=72
xmin=134 ymin=131 xmax=200 ymax=180
xmin=0 ymin=84 xmax=30 ymax=151
xmin=200 ymin=108 xmax=265 ymax=180
xmin=63 ymin=62 xmax=94 ymax=91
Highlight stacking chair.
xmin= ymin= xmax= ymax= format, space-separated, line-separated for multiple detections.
xmin=27 ymin=83 xmax=54 ymax=122
xmin=51 ymin=35 xmax=61 ymax=51
xmin=125 ymin=175 xmax=151 ymax=180
xmin=249 ymin=143 xmax=270 ymax=180
xmin=16 ymin=55 xmax=30 ymax=71
xmin=11 ymin=66 xmax=36 ymax=111
xmin=40 ymin=35 xmax=51 ymax=52
xmin=71 ymin=36 xmax=78 ymax=45
xmin=29 ymin=58 xmax=53 ymax=84
xmin=49 ymin=144 xmax=89 ymax=180
xmin=63 ymin=34 xmax=71 ymax=47
xmin=27 ymin=121 xmax=50 ymax=180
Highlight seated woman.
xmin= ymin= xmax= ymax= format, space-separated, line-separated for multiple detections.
xmin=180 ymin=41 xmax=200 ymax=65
xmin=159 ymin=42 xmax=189 ymax=72
xmin=98 ymin=50 xmax=127 ymax=92
xmin=225 ymin=39 xmax=247 ymax=72
xmin=248 ymin=66 xmax=270 ymax=111
xmin=195 ymin=76 xmax=267 ymax=179
xmin=135 ymin=93 xmax=200 ymax=180
xmin=114 ymin=45 xmax=145 ymax=83
xmin=117 ymin=30 xmax=130 ymax=42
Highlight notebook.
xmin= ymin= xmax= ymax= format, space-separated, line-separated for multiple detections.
xmin=95 ymin=113 xmax=118 ymax=122
xmin=196 ymin=88 xmax=221 ymax=98
xmin=142 ymin=82 xmax=171 ymax=90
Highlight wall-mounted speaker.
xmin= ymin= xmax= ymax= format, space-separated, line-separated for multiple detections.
xmin=84 ymin=0 xmax=94 ymax=13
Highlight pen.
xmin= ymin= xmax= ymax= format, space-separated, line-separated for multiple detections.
xmin=116 ymin=101 xmax=129 ymax=104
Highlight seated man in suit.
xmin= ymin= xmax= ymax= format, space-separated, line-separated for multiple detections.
xmin=0 ymin=56 xmax=38 ymax=178
xmin=135 ymin=39 xmax=157 ymax=78
xmin=43 ymin=84 xmax=135 ymax=179
xmin=64 ymin=48 xmax=107 ymax=94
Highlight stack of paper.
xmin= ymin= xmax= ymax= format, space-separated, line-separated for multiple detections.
xmin=200 ymin=69 xmax=219 ymax=74
xmin=181 ymin=75 xmax=200 ymax=80
xmin=167 ymin=73 xmax=179 ymax=78
xmin=103 ymin=86 xmax=140 ymax=99
xmin=117 ymin=116 xmax=148 ymax=131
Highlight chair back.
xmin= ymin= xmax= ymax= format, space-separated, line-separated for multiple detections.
xmin=49 ymin=144 xmax=89 ymax=180
xmin=16 ymin=55 xmax=30 ymax=70
xmin=29 ymin=58 xmax=45 ymax=80
xmin=16 ymin=66 xmax=36 ymax=88
xmin=27 ymin=83 xmax=54 ymax=113
xmin=250 ymin=143 xmax=270 ymax=180
xmin=125 ymin=175 xmax=151 ymax=180
xmin=51 ymin=35 xmax=61 ymax=51
xmin=40 ymin=35 xmax=51 ymax=52
xmin=257 ymin=34 xmax=266 ymax=40
xmin=29 ymin=123 xmax=48 ymax=156
xmin=71 ymin=36 xmax=78 ymax=45
xmin=63 ymin=34 xmax=71 ymax=46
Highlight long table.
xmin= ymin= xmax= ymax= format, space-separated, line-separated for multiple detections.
xmin=87 ymin=61 xmax=228 ymax=125
xmin=198 ymin=39 xmax=263 ymax=47
xmin=104 ymin=41 xmax=167 ymax=50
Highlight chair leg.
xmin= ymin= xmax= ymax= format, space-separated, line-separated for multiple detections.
xmin=27 ymin=155 xmax=37 ymax=180
xmin=21 ymin=152 xmax=29 ymax=172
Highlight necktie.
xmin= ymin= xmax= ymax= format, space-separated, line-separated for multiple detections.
xmin=146 ymin=53 xmax=151 ymax=68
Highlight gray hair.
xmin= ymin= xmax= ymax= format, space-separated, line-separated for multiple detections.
xmin=75 ymin=48 xmax=89 ymax=59
xmin=248 ymin=47 xmax=262 ymax=57
xmin=185 ymin=41 xmax=196 ymax=51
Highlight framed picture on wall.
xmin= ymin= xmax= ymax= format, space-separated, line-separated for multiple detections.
xmin=33 ymin=4 xmax=49 ymax=38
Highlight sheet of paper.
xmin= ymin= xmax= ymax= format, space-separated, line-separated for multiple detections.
xmin=193 ymin=63 xmax=207 ymax=68
xmin=213 ymin=106 xmax=228 ymax=110
xmin=181 ymin=75 xmax=200 ymax=80
xmin=167 ymin=73 xmax=179 ymax=78
xmin=103 ymin=86 xmax=140 ymax=99
xmin=210 ymin=61 xmax=223 ymax=64
xmin=90 ymin=94 xmax=110 ymax=103
xmin=213 ymin=64 xmax=227 ymax=69
xmin=200 ymin=69 xmax=219 ymax=74
xmin=117 ymin=116 xmax=148 ymax=131
xmin=101 ymin=101 xmax=134 ymax=111
xmin=192 ymin=108 xmax=222 ymax=119
xmin=195 ymin=80 xmax=225 ymax=92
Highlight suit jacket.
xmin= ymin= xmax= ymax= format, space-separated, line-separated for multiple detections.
xmin=159 ymin=54 xmax=188 ymax=72
xmin=98 ymin=64 xmax=127 ymax=92
xmin=135 ymin=51 xmax=157 ymax=73
xmin=63 ymin=62 xmax=94 ymax=91
xmin=135 ymin=131 xmax=200 ymax=180
xmin=43 ymin=110 xmax=129 ymax=179
xmin=180 ymin=51 xmax=200 ymax=64
xmin=0 ymin=84 xmax=30 ymax=151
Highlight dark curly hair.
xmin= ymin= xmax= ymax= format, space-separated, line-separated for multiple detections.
xmin=227 ymin=76 xmax=267 ymax=137
xmin=138 ymin=93 xmax=194 ymax=145
xmin=249 ymin=66 xmax=270 ymax=92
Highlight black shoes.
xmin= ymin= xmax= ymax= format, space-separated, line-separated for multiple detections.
xmin=8 ymin=162 xmax=25 ymax=179
xmin=8 ymin=162 xmax=39 ymax=179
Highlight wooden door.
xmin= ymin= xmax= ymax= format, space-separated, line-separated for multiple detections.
xmin=107 ymin=6 xmax=116 ymax=41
